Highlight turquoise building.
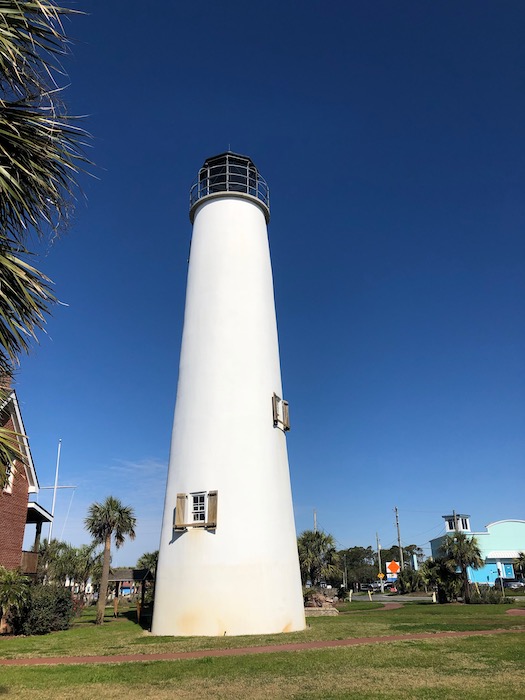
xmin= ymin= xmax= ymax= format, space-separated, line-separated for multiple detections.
xmin=430 ymin=514 xmax=525 ymax=585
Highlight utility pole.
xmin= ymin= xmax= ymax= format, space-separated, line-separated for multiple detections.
xmin=395 ymin=506 xmax=404 ymax=570
xmin=376 ymin=532 xmax=384 ymax=593
xmin=313 ymin=509 xmax=317 ymax=533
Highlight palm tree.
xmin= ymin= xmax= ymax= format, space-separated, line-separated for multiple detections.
xmin=85 ymin=497 xmax=136 ymax=624
xmin=297 ymin=530 xmax=340 ymax=587
xmin=396 ymin=568 xmax=423 ymax=594
xmin=0 ymin=1 xmax=88 ymax=484
xmin=514 ymin=552 xmax=525 ymax=580
xmin=0 ymin=566 xmax=30 ymax=633
xmin=36 ymin=538 xmax=69 ymax=584
xmin=439 ymin=532 xmax=483 ymax=603
xmin=419 ymin=558 xmax=461 ymax=603
xmin=73 ymin=544 xmax=102 ymax=596
xmin=137 ymin=551 xmax=158 ymax=577
xmin=0 ymin=1 xmax=87 ymax=249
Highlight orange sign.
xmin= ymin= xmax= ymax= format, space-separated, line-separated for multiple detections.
xmin=386 ymin=561 xmax=401 ymax=574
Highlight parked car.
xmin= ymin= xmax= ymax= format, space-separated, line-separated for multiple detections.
xmin=359 ymin=583 xmax=375 ymax=591
xmin=494 ymin=578 xmax=525 ymax=589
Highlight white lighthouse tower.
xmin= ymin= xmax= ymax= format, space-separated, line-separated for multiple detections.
xmin=152 ymin=152 xmax=305 ymax=637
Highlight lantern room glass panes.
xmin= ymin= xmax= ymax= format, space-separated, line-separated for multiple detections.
xmin=191 ymin=152 xmax=269 ymax=215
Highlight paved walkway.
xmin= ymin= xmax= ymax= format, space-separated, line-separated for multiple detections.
xmin=1 ymin=625 xmax=523 ymax=667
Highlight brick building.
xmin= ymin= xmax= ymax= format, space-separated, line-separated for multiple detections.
xmin=0 ymin=388 xmax=51 ymax=573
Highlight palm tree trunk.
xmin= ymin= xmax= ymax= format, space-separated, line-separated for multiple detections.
xmin=96 ymin=534 xmax=112 ymax=625
xmin=462 ymin=567 xmax=470 ymax=603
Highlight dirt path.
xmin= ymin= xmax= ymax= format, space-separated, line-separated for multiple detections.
xmin=1 ymin=627 xmax=523 ymax=667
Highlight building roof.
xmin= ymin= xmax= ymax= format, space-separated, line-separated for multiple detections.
xmin=202 ymin=151 xmax=256 ymax=167
xmin=26 ymin=501 xmax=53 ymax=524
xmin=108 ymin=567 xmax=153 ymax=583
xmin=485 ymin=519 xmax=525 ymax=528
xmin=2 ymin=389 xmax=38 ymax=493
xmin=487 ymin=550 xmax=521 ymax=559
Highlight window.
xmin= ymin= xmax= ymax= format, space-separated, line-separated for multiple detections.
xmin=173 ymin=490 xmax=218 ymax=530
xmin=272 ymin=393 xmax=290 ymax=432
xmin=192 ymin=493 xmax=206 ymax=522
xmin=445 ymin=516 xmax=470 ymax=532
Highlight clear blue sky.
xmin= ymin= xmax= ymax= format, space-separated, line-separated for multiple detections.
xmin=20 ymin=1 xmax=525 ymax=565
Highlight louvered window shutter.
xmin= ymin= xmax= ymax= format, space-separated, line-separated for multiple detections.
xmin=174 ymin=493 xmax=187 ymax=529
xmin=272 ymin=393 xmax=279 ymax=426
xmin=282 ymin=400 xmax=290 ymax=431
xmin=206 ymin=491 xmax=218 ymax=528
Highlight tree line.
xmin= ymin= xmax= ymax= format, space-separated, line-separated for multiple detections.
xmin=297 ymin=529 xmax=524 ymax=604
xmin=0 ymin=495 xmax=156 ymax=633
xmin=297 ymin=530 xmax=424 ymax=589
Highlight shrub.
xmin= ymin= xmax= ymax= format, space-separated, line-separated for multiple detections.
xmin=11 ymin=584 xmax=74 ymax=635
xmin=0 ymin=566 xmax=30 ymax=633
xmin=469 ymin=584 xmax=513 ymax=605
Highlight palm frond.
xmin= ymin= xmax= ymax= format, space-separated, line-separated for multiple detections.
xmin=0 ymin=243 xmax=53 ymax=372
xmin=0 ymin=99 xmax=89 ymax=242
xmin=0 ymin=1 xmax=77 ymax=98
xmin=0 ymin=0 xmax=90 ymax=379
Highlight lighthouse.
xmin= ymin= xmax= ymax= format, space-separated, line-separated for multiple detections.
xmin=151 ymin=152 xmax=305 ymax=636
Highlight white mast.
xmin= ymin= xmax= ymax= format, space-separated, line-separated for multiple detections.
xmin=152 ymin=152 xmax=305 ymax=636
xmin=47 ymin=438 xmax=61 ymax=541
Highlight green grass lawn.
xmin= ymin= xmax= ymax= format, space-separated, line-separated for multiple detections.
xmin=1 ymin=600 xmax=523 ymax=660
xmin=1 ymin=601 xmax=523 ymax=699
xmin=1 ymin=633 xmax=524 ymax=699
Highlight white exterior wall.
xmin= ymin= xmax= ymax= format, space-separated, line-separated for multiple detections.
xmin=152 ymin=195 xmax=305 ymax=636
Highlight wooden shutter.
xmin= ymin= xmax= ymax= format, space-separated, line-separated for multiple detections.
xmin=272 ymin=393 xmax=290 ymax=431
xmin=206 ymin=491 xmax=218 ymax=528
xmin=174 ymin=493 xmax=187 ymax=529
xmin=272 ymin=393 xmax=279 ymax=426
xmin=282 ymin=400 xmax=290 ymax=431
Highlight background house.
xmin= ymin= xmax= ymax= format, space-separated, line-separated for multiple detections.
xmin=107 ymin=567 xmax=153 ymax=598
xmin=430 ymin=514 xmax=525 ymax=585
xmin=0 ymin=388 xmax=52 ymax=574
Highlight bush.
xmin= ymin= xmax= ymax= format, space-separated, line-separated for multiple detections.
xmin=11 ymin=585 xmax=74 ymax=635
xmin=469 ymin=584 xmax=514 ymax=605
